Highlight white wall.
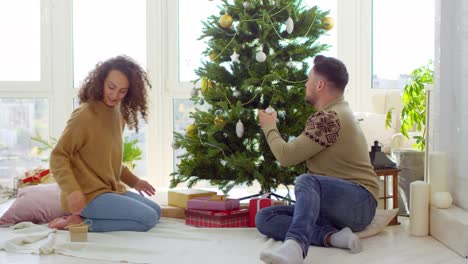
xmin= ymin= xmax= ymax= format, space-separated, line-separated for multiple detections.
xmin=432 ymin=0 xmax=468 ymax=210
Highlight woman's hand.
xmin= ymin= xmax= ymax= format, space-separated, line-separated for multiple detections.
xmin=134 ymin=180 xmax=156 ymax=196
xmin=66 ymin=191 xmax=86 ymax=214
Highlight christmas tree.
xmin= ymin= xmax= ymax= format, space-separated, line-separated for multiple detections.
xmin=171 ymin=0 xmax=333 ymax=194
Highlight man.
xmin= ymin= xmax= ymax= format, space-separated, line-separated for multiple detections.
xmin=257 ymin=55 xmax=379 ymax=264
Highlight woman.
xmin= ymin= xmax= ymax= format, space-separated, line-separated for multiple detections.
xmin=48 ymin=55 xmax=161 ymax=232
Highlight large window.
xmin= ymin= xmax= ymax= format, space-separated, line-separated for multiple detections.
xmin=0 ymin=98 xmax=48 ymax=185
xmin=73 ymin=0 xmax=148 ymax=177
xmin=73 ymin=0 xmax=147 ymax=88
xmin=0 ymin=0 xmax=40 ymax=81
xmin=372 ymin=0 xmax=434 ymax=89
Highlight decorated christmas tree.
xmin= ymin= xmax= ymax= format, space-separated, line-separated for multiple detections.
xmin=171 ymin=0 xmax=333 ymax=194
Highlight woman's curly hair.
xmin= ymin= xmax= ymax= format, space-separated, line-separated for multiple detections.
xmin=78 ymin=55 xmax=151 ymax=132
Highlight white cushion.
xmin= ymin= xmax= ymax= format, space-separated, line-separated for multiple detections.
xmin=356 ymin=209 xmax=399 ymax=238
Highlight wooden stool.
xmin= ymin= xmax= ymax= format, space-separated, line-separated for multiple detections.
xmin=374 ymin=168 xmax=400 ymax=225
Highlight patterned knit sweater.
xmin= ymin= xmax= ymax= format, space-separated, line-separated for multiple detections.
xmin=262 ymin=96 xmax=379 ymax=202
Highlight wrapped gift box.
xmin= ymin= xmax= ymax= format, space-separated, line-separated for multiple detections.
xmin=168 ymin=189 xmax=217 ymax=209
xmin=248 ymin=198 xmax=275 ymax=227
xmin=161 ymin=205 xmax=186 ymax=219
xmin=187 ymin=196 xmax=240 ymax=211
xmin=185 ymin=208 xmax=249 ymax=228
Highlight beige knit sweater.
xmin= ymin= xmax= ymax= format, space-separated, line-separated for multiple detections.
xmin=262 ymin=96 xmax=379 ymax=202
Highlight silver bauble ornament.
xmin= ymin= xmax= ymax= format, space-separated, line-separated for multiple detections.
xmin=256 ymin=51 xmax=267 ymax=62
xmin=233 ymin=91 xmax=241 ymax=98
xmin=236 ymin=120 xmax=244 ymax=138
xmin=265 ymin=106 xmax=275 ymax=114
xmin=190 ymin=87 xmax=198 ymax=97
xmin=171 ymin=141 xmax=180 ymax=150
xmin=286 ymin=17 xmax=294 ymax=34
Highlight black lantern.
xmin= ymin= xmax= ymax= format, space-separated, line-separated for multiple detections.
xmin=369 ymin=141 xmax=397 ymax=169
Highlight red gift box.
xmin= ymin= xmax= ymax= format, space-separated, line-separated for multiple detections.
xmin=185 ymin=208 xmax=249 ymax=228
xmin=248 ymin=197 xmax=275 ymax=227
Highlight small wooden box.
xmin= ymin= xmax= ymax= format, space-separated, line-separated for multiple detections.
xmin=69 ymin=223 xmax=88 ymax=242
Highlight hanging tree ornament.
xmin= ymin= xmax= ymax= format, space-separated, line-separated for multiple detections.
xmin=171 ymin=141 xmax=180 ymax=150
xmin=214 ymin=116 xmax=225 ymax=128
xmin=243 ymin=2 xmax=250 ymax=9
xmin=201 ymin=77 xmax=208 ymax=94
xmin=190 ymin=87 xmax=198 ymax=97
xmin=236 ymin=120 xmax=244 ymax=138
xmin=255 ymin=48 xmax=267 ymax=63
xmin=185 ymin=124 xmax=198 ymax=137
xmin=286 ymin=17 xmax=294 ymax=34
xmin=322 ymin=17 xmax=334 ymax=31
xmin=265 ymin=106 xmax=275 ymax=114
xmin=233 ymin=91 xmax=241 ymax=98
xmin=230 ymin=50 xmax=240 ymax=63
xmin=287 ymin=58 xmax=295 ymax=68
xmin=219 ymin=13 xmax=233 ymax=29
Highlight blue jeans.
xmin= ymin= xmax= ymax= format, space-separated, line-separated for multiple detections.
xmin=80 ymin=191 xmax=161 ymax=232
xmin=255 ymin=174 xmax=376 ymax=256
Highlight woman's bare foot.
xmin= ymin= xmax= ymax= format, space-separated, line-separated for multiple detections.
xmin=48 ymin=214 xmax=83 ymax=230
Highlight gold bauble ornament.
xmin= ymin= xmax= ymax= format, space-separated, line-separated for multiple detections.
xmin=201 ymin=77 xmax=208 ymax=94
xmin=185 ymin=124 xmax=198 ymax=137
xmin=219 ymin=13 xmax=233 ymax=29
xmin=208 ymin=80 xmax=216 ymax=89
xmin=214 ymin=116 xmax=225 ymax=127
xmin=322 ymin=17 xmax=334 ymax=31
xmin=209 ymin=52 xmax=218 ymax=61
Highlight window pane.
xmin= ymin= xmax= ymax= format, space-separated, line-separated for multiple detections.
xmin=178 ymin=0 xmax=220 ymax=82
xmin=73 ymin=0 xmax=146 ymax=88
xmin=0 ymin=0 xmax=40 ymax=81
xmin=0 ymin=98 xmax=48 ymax=186
xmin=123 ymin=124 xmax=147 ymax=179
xmin=173 ymin=99 xmax=196 ymax=172
xmin=304 ymin=0 xmax=337 ymax=71
xmin=372 ymin=0 xmax=434 ymax=89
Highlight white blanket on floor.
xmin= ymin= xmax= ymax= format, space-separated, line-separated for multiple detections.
xmin=0 ymin=218 xmax=278 ymax=264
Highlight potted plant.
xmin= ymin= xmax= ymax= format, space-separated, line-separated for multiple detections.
xmin=386 ymin=61 xmax=434 ymax=151
xmin=385 ymin=61 xmax=433 ymax=216
xmin=31 ymin=134 xmax=142 ymax=170
xmin=122 ymin=137 xmax=142 ymax=170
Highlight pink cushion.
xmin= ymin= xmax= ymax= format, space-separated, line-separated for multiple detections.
xmin=0 ymin=183 xmax=66 ymax=225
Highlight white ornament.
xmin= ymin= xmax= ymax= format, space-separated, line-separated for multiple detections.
xmin=236 ymin=120 xmax=244 ymax=138
xmin=256 ymin=51 xmax=267 ymax=62
xmin=233 ymin=91 xmax=241 ymax=98
xmin=287 ymin=58 xmax=295 ymax=68
xmin=265 ymin=106 xmax=275 ymax=114
xmin=230 ymin=51 xmax=240 ymax=63
xmin=243 ymin=2 xmax=250 ymax=8
xmin=286 ymin=17 xmax=294 ymax=34
xmin=171 ymin=141 xmax=180 ymax=150
xmin=190 ymin=87 xmax=198 ymax=97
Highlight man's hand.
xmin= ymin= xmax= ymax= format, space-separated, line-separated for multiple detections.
xmin=134 ymin=180 xmax=156 ymax=196
xmin=258 ymin=109 xmax=277 ymax=128
xmin=67 ymin=191 xmax=87 ymax=214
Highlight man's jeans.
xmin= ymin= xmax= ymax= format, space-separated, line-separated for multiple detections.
xmin=255 ymin=174 xmax=376 ymax=256
xmin=81 ymin=191 xmax=161 ymax=232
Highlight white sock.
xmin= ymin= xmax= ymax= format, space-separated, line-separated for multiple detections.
xmin=329 ymin=227 xmax=362 ymax=253
xmin=260 ymin=239 xmax=303 ymax=264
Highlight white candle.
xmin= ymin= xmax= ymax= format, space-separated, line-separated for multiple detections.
xmin=410 ymin=181 xmax=430 ymax=236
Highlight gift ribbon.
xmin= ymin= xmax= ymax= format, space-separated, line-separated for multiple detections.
xmin=22 ymin=169 xmax=50 ymax=184
xmin=256 ymin=193 xmax=275 ymax=211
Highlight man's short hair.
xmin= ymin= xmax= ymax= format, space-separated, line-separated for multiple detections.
xmin=313 ymin=55 xmax=349 ymax=92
